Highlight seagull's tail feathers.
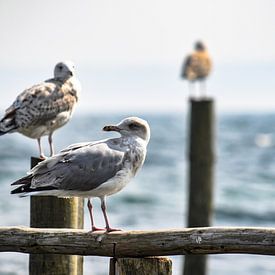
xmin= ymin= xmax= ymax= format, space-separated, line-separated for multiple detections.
xmin=11 ymin=175 xmax=32 ymax=186
xmin=11 ymin=175 xmax=33 ymax=195
xmin=11 ymin=175 xmax=58 ymax=196
xmin=0 ymin=126 xmax=17 ymax=136
xmin=11 ymin=184 xmax=31 ymax=196
xmin=0 ymin=108 xmax=19 ymax=135
xmin=0 ymin=128 xmax=17 ymax=136
xmin=0 ymin=118 xmax=18 ymax=135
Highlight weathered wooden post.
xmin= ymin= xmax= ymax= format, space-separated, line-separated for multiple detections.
xmin=29 ymin=157 xmax=84 ymax=275
xmin=110 ymin=257 xmax=172 ymax=275
xmin=183 ymin=98 xmax=215 ymax=275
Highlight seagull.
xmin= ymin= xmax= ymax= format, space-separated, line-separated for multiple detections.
xmin=0 ymin=61 xmax=81 ymax=159
xmin=181 ymin=41 xmax=212 ymax=98
xmin=11 ymin=117 xmax=150 ymax=232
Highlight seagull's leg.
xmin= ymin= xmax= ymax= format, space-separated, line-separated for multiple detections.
xmin=100 ymin=196 xmax=121 ymax=232
xmin=48 ymin=132 xmax=55 ymax=156
xmin=37 ymin=138 xmax=46 ymax=159
xmin=195 ymin=81 xmax=200 ymax=98
xmin=200 ymin=79 xmax=207 ymax=98
xmin=188 ymin=81 xmax=194 ymax=99
xmin=87 ymin=199 xmax=104 ymax=232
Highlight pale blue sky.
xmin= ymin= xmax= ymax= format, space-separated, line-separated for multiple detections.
xmin=0 ymin=0 xmax=275 ymax=113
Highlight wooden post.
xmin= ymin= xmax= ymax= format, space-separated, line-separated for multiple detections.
xmin=184 ymin=98 xmax=215 ymax=275
xmin=109 ymin=258 xmax=116 ymax=275
xmin=110 ymin=257 xmax=172 ymax=275
xmin=29 ymin=157 xmax=84 ymax=275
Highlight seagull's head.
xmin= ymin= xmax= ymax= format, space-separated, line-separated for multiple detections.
xmin=54 ymin=61 xmax=76 ymax=79
xmin=194 ymin=41 xmax=206 ymax=51
xmin=103 ymin=117 xmax=150 ymax=144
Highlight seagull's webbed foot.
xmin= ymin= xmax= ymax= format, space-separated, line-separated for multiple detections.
xmin=91 ymin=226 xmax=106 ymax=232
xmin=106 ymin=227 xmax=122 ymax=233
xmin=39 ymin=154 xmax=47 ymax=160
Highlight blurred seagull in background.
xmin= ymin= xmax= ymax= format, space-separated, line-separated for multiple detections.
xmin=0 ymin=61 xmax=81 ymax=159
xmin=11 ymin=117 xmax=150 ymax=232
xmin=181 ymin=41 xmax=212 ymax=98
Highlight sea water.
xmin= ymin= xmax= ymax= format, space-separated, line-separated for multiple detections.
xmin=0 ymin=112 xmax=275 ymax=275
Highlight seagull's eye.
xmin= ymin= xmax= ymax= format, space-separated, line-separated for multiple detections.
xmin=58 ymin=65 xmax=63 ymax=71
xmin=128 ymin=123 xmax=139 ymax=130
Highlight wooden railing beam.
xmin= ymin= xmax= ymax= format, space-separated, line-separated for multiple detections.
xmin=0 ymin=226 xmax=275 ymax=257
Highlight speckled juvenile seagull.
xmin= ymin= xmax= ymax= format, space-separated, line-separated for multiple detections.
xmin=11 ymin=117 xmax=150 ymax=232
xmin=181 ymin=41 xmax=212 ymax=97
xmin=0 ymin=61 xmax=81 ymax=158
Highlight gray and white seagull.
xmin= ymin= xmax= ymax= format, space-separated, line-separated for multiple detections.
xmin=11 ymin=117 xmax=150 ymax=232
xmin=0 ymin=61 xmax=81 ymax=159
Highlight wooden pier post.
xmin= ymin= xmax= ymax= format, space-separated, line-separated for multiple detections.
xmin=29 ymin=157 xmax=84 ymax=275
xmin=183 ymin=98 xmax=215 ymax=275
xmin=110 ymin=257 xmax=172 ymax=275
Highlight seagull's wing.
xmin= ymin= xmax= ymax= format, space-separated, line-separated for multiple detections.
xmin=60 ymin=141 xmax=102 ymax=153
xmin=181 ymin=55 xmax=193 ymax=79
xmin=0 ymin=79 xmax=77 ymax=133
xmin=29 ymin=141 xmax=125 ymax=192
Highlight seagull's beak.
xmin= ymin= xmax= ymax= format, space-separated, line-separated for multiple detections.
xmin=102 ymin=125 xmax=121 ymax=132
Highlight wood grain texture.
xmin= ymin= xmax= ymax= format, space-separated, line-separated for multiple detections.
xmin=0 ymin=227 xmax=275 ymax=257
xmin=116 ymin=257 xmax=172 ymax=275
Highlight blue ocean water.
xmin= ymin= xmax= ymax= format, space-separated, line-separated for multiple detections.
xmin=1 ymin=112 xmax=275 ymax=274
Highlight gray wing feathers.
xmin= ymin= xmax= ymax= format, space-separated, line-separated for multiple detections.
xmin=30 ymin=142 xmax=125 ymax=191
xmin=60 ymin=141 xmax=98 ymax=153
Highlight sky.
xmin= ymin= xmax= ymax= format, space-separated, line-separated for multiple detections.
xmin=0 ymin=0 xmax=275 ymax=113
